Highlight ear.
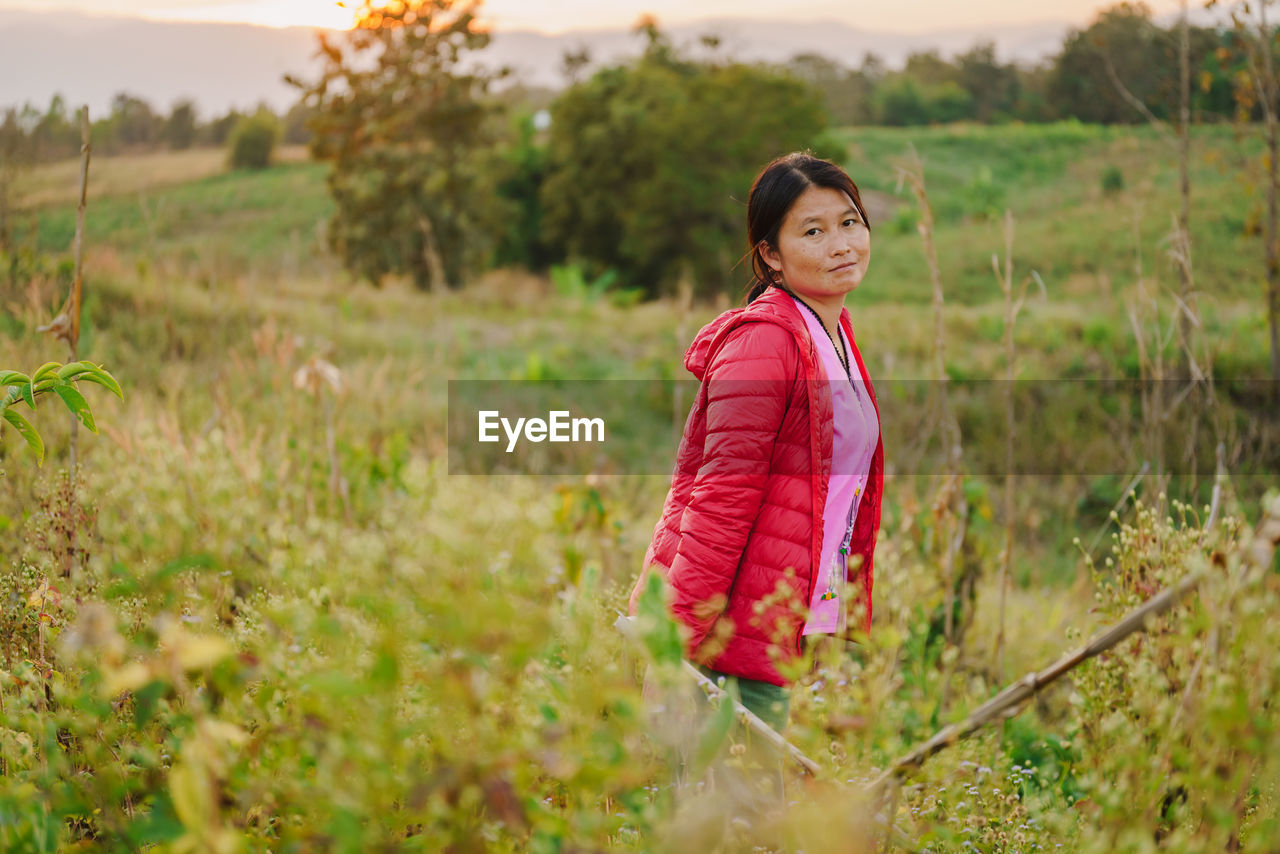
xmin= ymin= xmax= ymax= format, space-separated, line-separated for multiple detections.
xmin=759 ymin=241 xmax=783 ymax=274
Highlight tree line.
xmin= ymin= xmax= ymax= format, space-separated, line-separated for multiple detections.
xmin=0 ymin=94 xmax=315 ymax=163
xmin=2 ymin=0 xmax=1275 ymax=306
xmin=0 ymin=2 xmax=1257 ymax=165
xmin=787 ymin=3 xmax=1245 ymax=127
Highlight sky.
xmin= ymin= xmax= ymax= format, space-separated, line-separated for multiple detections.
xmin=0 ymin=0 xmax=1190 ymax=34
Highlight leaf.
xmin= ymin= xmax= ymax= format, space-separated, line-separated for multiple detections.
xmin=52 ymin=381 xmax=97 ymax=433
xmin=2 ymin=408 xmax=44 ymax=464
xmin=369 ymin=648 xmax=399 ymax=690
xmin=0 ymin=370 xmax=30 ymax=386
xmin=102 ymin=661 xmax=152 ymax=696
xmin=70 ymin=364 xmax=124 ymax=400
xmin=691 ymin=687 xmax=737 ymax=775
xmin=169 ymin=758 xmax=213 ymax=832
xmin=30 ymin=361 xmax=62 ymax=383
xmin=56 ymin=360 xmax=96 ymax=381
xmin=635 ymin=570 xmax=684 ymax=666
xmin=155 ymin=554 xmax=218 ymax=583
xmin=173 ymin=635 xmax=233 ymax=671
xmin=20 ymin=382 xmax=34 ymax=410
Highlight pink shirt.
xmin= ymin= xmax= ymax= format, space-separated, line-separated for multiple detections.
xmin=792 ymin=297 xmax=879 ymax=636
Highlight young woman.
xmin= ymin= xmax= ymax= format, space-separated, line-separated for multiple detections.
xmin=628 ymin=152 xmax=884 ymax=733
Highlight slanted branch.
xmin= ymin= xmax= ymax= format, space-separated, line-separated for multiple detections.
xmin=867 ymin=499 xmax=1280 ymax=800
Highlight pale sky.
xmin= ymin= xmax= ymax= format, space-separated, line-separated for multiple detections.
xmin=0 ymin=0 xmax=1189 ymax=34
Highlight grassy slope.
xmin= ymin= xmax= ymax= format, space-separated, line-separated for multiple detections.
xmin=0 ymin=127 xmax=1273 ymax=850
xmin=838 ymin=122 xmax=1264 ymax=305
xmin=14 ymin=124 xmax=1272 ymax=309
xmin=16 ymin=146 xmax=333 ymax=279
xmin=6 ymin=125 xmax=1274 ymax=584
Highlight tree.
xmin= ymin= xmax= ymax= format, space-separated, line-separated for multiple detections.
xmin=165 ymin=100 xmax=198 ymax=150
xmin=786 ymin=53 xmax=871 ymax=125
xmin=288 ymin=0 xmax=506 ymax=291
xmin=204 ymin=108 xmax=244 ymax=147
xmin=1049 ymin=3 xmax=1174 ymax=123
xmin=281 ymin=100 xmax=315 ymax=146
xmin=539 ymin=22 xmax=828 ymax=298
xmin=904 ymin=50 xmax=960 ymax=88
xmin=228 ymin=110 xmax=279 ymax=170
xmin=874 ymin=76 xmax=973 ymax=125
xmin=955 ymin=42 xmax=1020 ymax=122
xmin=105 ymin=92 xmax=160 ymax=151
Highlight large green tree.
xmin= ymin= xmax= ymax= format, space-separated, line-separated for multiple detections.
xmin=540 ymin=25 xmax=828 ymax=299
xmin=1049 ymin=3 xmax=1175 ymax=123
xmin=288 ymin=0 xmax=505 ymax=291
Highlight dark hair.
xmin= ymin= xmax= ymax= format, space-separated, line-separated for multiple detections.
xmin=744 ymin=152 xmax=871 ymax=304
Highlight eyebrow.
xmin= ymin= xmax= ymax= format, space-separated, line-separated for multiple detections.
xmin=799 ymin=207 xmax=860 ymax=226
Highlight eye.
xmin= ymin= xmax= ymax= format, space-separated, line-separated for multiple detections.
xmin=843 ymin=218 xmax=861 ymax=228
xmin=805 ymin=227 xmax=821 ymax=237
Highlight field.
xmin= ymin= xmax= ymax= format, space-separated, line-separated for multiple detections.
xmin=1 ymin=122 xmax=1278 ymax=851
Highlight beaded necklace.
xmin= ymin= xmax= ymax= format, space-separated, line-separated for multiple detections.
xmin=792 ymin=294 xmax=851 ymax=380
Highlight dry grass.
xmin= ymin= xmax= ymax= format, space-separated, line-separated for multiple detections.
xmin=15 ymin=145 xmax=311 ymax=209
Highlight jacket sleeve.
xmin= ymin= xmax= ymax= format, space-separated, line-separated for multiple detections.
xmin=666 ymin=321 xmax=797 ymax=656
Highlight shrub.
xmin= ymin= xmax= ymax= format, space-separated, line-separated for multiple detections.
xmin=1101 ymin=164 xmax=1124 ymax=194
xmin=228 ymin=112 xmax=280 ymax=171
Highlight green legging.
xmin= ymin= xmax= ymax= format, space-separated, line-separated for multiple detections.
xmin=695 ymin=664 xmax=791 ymax=733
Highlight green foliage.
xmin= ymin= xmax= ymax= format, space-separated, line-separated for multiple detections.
xmin=494 ymin=113 xmax=555 ymax=271
xmin=164 ymin=99 xmax=198 ymax=151
xmin=0 ymin=361 xmax=123 ymax=464
xmin=959 ymin=165 xmax=1006 ymax=222
xmin=288 ymin=0 xmax=507 ymax=290
xmin=548 ymin=262 xmax=643 ymax=307
xmin=1101 ymin=164 xmax=1125 ymax=194
xmin=540 ymin=25 xmax=828 ymax=298
xmin=227 ymin=110 xmax=279 ymax=171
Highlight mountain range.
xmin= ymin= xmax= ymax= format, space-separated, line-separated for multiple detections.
xmin=0 ymin=7 xmax=1224 ymax=118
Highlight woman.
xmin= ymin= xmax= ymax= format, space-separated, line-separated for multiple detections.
xmin=628 ymin=152 xmax=884 ymax=733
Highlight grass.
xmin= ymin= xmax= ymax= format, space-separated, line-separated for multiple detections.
xmin=14 ymin=145 xmax=332 ymax=280
xmin=0 ymin=122 xmax=1276 ymax=851
xmin=13 ymin=145 xmax=311 ymax=209
xmin=835 ymin=122 xmax=1266 ymax=304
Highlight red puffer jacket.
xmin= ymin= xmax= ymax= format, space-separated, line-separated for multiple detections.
xmin=628 ymin=285 xmax=884 ymax=687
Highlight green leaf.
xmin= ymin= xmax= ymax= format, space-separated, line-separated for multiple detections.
xmin=73 ymin=366 xmax=124 ymax=400
xmin=155 ymin=554 xmax=218 ymax=582
xmin=2 ymin=408 xmax=44 ymax=464
xmin=20 ymin=382 xmax=35 ymax=410
xmin=691 ymin=686 xmax=737 ymax=775
xmin=369 ymin=648 xmax=399 ymax=690
xmin=0 ymin=370 xmax=30 ymax=386
xmin=56 ymin=360 xmax=96 ymax=381
xmin=52 ymin=381 xmax=96 ymax=433
xmin=635 ymin=570 xmax=684 ymax=666
xmin=31 ymin=361 xmax=62 ymax=383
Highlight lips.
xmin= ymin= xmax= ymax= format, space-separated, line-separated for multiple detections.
xmin=829 ymin=260 xmax=858 ymax=272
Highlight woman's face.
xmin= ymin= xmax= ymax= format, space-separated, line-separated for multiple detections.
xmin=761 ymin=185 xmax=870 ymax=305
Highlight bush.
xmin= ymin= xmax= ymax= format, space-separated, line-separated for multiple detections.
xmin=1101 ymin=164 xmax=1125 ymax=194
xmin=228 ymin=113 xmax=280 ymax=171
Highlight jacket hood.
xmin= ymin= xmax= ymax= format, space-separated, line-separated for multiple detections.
xmin=683 ymin=286 xmax=844 ymax=380
xmin=683 ymin=308 xmax=747 ymax=380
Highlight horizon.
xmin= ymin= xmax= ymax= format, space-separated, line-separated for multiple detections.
xmin=0 ymin=0 xmax=1190 ymax=35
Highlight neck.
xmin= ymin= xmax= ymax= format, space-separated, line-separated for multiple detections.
xmin=791 ymin=293 xmax=844 ymax=340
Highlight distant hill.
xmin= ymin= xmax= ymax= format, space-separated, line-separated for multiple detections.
xmin=0 ymin=7 xmax=1225 ymax=118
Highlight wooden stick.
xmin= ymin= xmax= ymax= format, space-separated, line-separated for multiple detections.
xmin=68 ymin=106 xmax=91 ymax=477
xmin=866 ymin=503 xmax=1280 ymax=799
xmin=613 ymin=614 xmax=821 ymax=776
